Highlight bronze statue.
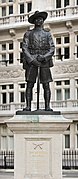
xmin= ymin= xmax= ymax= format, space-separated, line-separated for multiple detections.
xmin=22 ymin=11 xmax=55 ymax=111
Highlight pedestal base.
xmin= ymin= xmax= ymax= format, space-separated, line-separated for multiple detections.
xmin=16 ymin=109 xmax=61 ymax=115
xmin=6 ymin=114 xmax=72 ymax=179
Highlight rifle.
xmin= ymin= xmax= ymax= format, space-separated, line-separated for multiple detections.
xmin=37 ymin=66 xmax=40 ymax=110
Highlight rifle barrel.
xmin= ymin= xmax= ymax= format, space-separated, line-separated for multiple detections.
xmin=37 ymin=66 xmax=40 ymax=110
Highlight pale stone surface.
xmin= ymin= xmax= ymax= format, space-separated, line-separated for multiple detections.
xmin=7 ymin=115 xmax=72 ymax=179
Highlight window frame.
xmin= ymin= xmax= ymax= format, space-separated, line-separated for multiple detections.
xmin=55 ymin=34 xmax=70 ymax=61
xmin=65 ymin=134 xmax=70 ymax=149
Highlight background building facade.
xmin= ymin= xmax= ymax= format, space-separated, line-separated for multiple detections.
xmin=0 ymin=0 xmax=78 ymax=160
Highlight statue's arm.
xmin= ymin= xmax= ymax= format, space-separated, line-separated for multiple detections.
xmin=22 ymin=32 xmax=34 ymax=65
xmin=22 ymin=31 xmax=41 ymax=67
xmin=44 ymin=32 xmax=55 ymax=61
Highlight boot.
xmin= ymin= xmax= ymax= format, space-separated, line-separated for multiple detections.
xmin=26 ymin=97 xmax=31 ymax=111
xmin=45 ymin=99 xmax=53 ymax=111
xmin=23 ymin=97 xmax=31 ymax=111
xmin=23 ymin=83 xmax=33 ymax=111
xmin=43 ymin=83 xmax=53 ymax=111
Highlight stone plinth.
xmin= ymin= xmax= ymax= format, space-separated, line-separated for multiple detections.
xmin=6 ymin=114 xmax=72 ymax=179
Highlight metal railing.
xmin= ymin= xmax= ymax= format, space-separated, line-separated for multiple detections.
xmin=0 ymin=150 xmax=78 ymax=170
xmin=62 ymin=150 xmax=78 ymax=169
xmin=0 ymin=151 xmax=14 ymax=169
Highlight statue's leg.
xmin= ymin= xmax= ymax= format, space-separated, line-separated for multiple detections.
xmin=24 ymin=82 xmax=34 ymax=111
xmin=43 ymin=82 xmax=53 ymax=111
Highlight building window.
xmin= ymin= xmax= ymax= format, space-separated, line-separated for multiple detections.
xmin=9 ymin=92 xmax=14 ymax=103
xmin=9 ymin=84 xmax=14 ymax=89
xmin=56 ymin=37 xmax=61 ymax=44
xmin=20 ymin=92 xmax=25 ymax=102
xmin=56 ymin=48 xmax=61 ymax=60
xmin=55 ymin=80 xmax=70 ymax=101
xmin=75 ymin=34 xmax=78 ymax=58
xmin=56 ymin=81 xmax=61 ymax=86
xmin=20 ymin=42 xmax=22 ymax=49
xmin=56 ymin=89 xmax=62 ymax=100
xmin=2 ymin=93 xmax=6 ymax=103
xmin=64 ymin=80 xmax=70 ymax=85
xmin=64 ymin=47 xmax=69 ymax=59
xmin=20 ymin=3 xmax=24 ymax=14
xmin=65 ymin=134 xmax=70 ymax=148
xmin=20 ymin=52 xmax=23 ymax=63
xmin=55 ymin=35 xmax=70 ymax=61
xmin=77 ymin=46 xmax=78 ymax=58
xmin=9 ymin=53 xmax=13 ymax=64
xmin=77 ymin=124 xmax=78 ymax=130
xmin=9 ymin=5 xmax=13 ymax=14
xmin=64 ymin=0 xmax=69 ymax=7
xmin=64 ymin=88 xmax=70 ymax=100
xmin=76 ymin=79 xmax=78 ymax=99
xmin=27 ymin=2 xmax=32 ymax=12
xmin=20 ymin=83 xmax=25 ymax=88
xmin=77 ymin=135 xmax=78 ymax=148
xmin=2 ymin=54 xmax=6 ymax=61
xmin=77 ymin=89 xmax=78 ymax=99
xmin=56 ymin=0 xmax=61 ymax=8
xmin=0 ymin=41 xmax=14 ymax=65
xmin=76 ymin=79 xmax=78 ymax=84
xmin=1 ymin=0 xmax=14 ymax=17
xmin=0 ymin=84 xmax=14 ymax=104
xmin=9 ymin=43 xmax=13 ymax=50
xmin=18 ymin=1 xmax=32 ymax=14
xmin=2 ymin=85 xmax=6 ymax=90
xmin=2 ymin=44 xmax=6 ymax=50
xmin=77 ymin=35 xmax=78 ymax=42
xmin=18 ymin=40 xmax=23 ymax=63
xmin=2 ymin=6 xmax=6 ymax=16
xmin=64 ymin=36 xmax=69 ymax=43
xmin=19 ymin=83 xmax=25 ymax=102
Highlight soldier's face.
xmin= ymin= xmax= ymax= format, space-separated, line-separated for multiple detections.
xmin=34 ymin=17 xmax=44 ymax=26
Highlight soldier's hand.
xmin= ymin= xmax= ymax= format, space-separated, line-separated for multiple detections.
xmin=37 ymin=55 xmax=46 ymax=63
xmin=32 ymin=59 xmax=41 ymax=67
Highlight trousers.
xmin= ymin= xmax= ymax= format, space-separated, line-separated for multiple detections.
xmin=25 ymin=65 xmax=52 ymax=83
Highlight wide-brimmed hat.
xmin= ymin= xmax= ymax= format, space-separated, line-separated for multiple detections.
xmin=28 ymin=11 xmax=48 ymax=24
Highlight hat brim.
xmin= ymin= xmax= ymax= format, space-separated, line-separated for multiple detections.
xmin=28 ymin=11 xmax=48 ymax=24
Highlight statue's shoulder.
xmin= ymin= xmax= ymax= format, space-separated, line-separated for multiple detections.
xmin=24 ymin=29 xmax=32 ymax=38
xmin=43 ymin=28 xmax=50 ymax=32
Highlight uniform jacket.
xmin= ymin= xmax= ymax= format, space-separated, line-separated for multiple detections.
xmin=22 ymin=28 xmax=55 ymax=69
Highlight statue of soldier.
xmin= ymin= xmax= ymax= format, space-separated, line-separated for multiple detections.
xmin=22 ymin=11 xmax=55 ymax=111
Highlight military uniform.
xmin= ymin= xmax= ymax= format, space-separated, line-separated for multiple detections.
xmin=22 ymin=28 xmax=55 ymax=83
xmin=22 ymin=11 xmax=55 ymax=111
